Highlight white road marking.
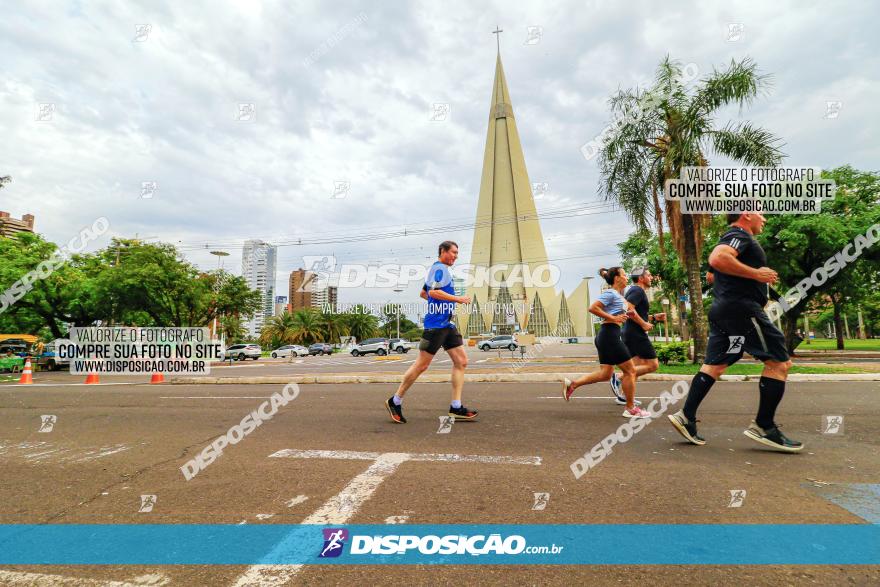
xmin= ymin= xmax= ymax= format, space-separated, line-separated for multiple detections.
xmin=1 ymin=441 xmax=130 ymax=463
xmin=232 ymin=448 xmax=541 ymax=586
xmin=0 ymin=382 xmax=146 ymax=388
xmin=160 ymin=396 xmax=269 ymax=399
xmin=0 ymin=570 xmax=169 ymax=586
xmin=286 ymin=495 xmax=309 ymax=507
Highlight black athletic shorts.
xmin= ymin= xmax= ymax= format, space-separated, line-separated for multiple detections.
xmin=705 ymin=303 xmax=789 ymax=365
xmin=621 ymin=328 xmax=657 ymax=360
xmin=595 ymin=323 xmax=631 ymax=365
xmin=419 ymin=327 xmax=463 ymax=354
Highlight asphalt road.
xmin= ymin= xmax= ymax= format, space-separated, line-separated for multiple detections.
xmin=1 ymin=379 xmax=878 ymax=585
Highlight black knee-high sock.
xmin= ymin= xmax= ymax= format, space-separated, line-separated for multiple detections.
xmin=756 ymin=376 xmax=785 ymax=429
xmin=683 ymin=372 xmax=716 ymax=422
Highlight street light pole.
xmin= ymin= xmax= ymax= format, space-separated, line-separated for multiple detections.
xmin=393 ymin=287 xmax=404 ymax=339
xmin=661 ymin=298 xmax=670 ymax=343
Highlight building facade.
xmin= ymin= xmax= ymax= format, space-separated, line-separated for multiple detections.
xmin=241 ymin=240 xmax=277 ymax=338
xmin=0 ymin=211 xmax=35 ymax=238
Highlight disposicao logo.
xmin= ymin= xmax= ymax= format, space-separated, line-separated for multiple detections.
xmin=319 ymin=528 xmax=348 ymax=558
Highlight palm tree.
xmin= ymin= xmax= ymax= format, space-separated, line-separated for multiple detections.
xmin=342 ymin=305 xmax=379 ymax=343
xmin=259 ymin=311 xmax=299 ymax=347
xmin=317 ymin=310 xmax=349 ymax=345
xmin=598 ymin=56 xmax=784 ymax=360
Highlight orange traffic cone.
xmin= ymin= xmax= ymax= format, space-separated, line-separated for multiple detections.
xmin=150 ymin=373 xmax=165 ymax=384
xmin=84 ymin=373 xmax=100 ymax=384
xmin=18 ymin=358 xmax=33 ymax=384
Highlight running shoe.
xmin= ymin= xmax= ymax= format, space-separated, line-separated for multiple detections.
xmin=667 ymin=410 xmax=706 ymax=445
xmin=743 ymin=421 xmax=803 ymax=453
xmin=385 ymin=396 xmax=406 ymax=424
xmin=622 ymin=406 xmax=650 ymax=419
xmin=562 ymin=378 xmax=574 ymax=402
xmin=614 ymin=395 xmax=642 ymax=406
xmin=449 ymin=405 xmax=479 ymax=420
xmin=609 ymin=372 xmax=624 ymax=402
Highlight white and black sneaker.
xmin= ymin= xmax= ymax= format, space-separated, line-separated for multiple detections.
xmin=667 ymin=410 xmax=706 ymax=446
xmin=610 ymin=372 xmax=624 ymax=403
xmin=610 ymin=372 xmax=641 ymax=406
xmin=743 ymin=421 xmax=803 ymax=453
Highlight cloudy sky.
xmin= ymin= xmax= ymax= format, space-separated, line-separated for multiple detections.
xmin=2 ymin=0 xmax=877 ymax=318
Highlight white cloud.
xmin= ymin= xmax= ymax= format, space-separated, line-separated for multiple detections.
xmin=1 ymin=0 xmax=876 ymax=314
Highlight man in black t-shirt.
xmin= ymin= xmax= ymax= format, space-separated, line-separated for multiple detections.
xmin=668 ymin=212 xmax=802 ymax=453
xmin=608 ymin=268 xmax=665 ymax=405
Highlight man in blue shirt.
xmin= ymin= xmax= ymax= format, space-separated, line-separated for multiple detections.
xmin=385 ymin=241 xmax=479 ymax=424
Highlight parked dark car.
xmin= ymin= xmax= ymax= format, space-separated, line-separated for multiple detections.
xmin=309 ymin=343 xmax=333 ymax=356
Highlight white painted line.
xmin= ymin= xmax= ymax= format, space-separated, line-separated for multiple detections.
xmin=269 ymin=449 xmax=542 ymax=466
xmin=233 ymin=448 xmax=541 ymax=586
xmin=0 ymin=382 xmax=146 ymax=388
xmin=0 ymin=570 xmax=169 ymax=586
xmin=160 ymin=396 xmax=270 ymax=399
xmin=270 ymin=449 xmax=382 ymax=461
xmin=285 ymin=495 xmax=309 ymax=507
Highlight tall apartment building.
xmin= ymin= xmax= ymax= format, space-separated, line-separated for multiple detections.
xmin=289 ymin=268 xmax=337 ymax=311
xmin=0 ymin=211 xmax=35 ymax=238
xmin=241 ymin=240 xmax=277 ymax=338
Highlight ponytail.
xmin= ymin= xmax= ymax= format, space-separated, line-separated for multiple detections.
xmin=598 ymin=266 xmax=622 ymax=285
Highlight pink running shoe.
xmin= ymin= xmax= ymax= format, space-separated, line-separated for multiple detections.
xmin=562 ymin=378 xmax=574 ymax=402
xmin=622 ymin=406 xmax=650 ymax=419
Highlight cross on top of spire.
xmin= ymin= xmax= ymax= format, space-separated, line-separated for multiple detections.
xmin=492 ymin=25 xmax=503 ymax=53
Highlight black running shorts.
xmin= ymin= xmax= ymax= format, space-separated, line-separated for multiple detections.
xmin=419 ymin=327 xmax=464 ymax=354
xmin=595 ymin=323 xmax=632 ymax=365
xmin=705 ymin=303 xmax=789 ymax=365
xmin=621 ymin=329 xmax=657 ymax=360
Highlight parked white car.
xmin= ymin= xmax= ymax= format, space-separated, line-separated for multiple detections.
xmin=478 ymin=335 xmax=518 ymax=351
xmin=270 ymin=345 xmax=310 ymax=358
xmin=220 ymin=344 xmax=262 ymax=361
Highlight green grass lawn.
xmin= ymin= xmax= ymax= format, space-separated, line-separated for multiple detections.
xmin=656 ymin=363 xmax=864 ymax=375
xmin=798 ymin=338 xmax=880 ymax=351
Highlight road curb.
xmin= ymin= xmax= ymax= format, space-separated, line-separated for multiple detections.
xmin=171 ymin=372 xmax=880 ymax=385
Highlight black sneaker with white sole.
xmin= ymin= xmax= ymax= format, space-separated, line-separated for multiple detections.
xmin=448 ymin=405 xmax=478 ymax=421
xmin=667 ymin=410 xmax=706 ymax=445
xmin=385 ymin=396 xmax=406 ymax=424
xmin=743 ymin=421 xmax=803 ymax=453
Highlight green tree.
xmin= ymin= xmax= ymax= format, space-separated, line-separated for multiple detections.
xmin=760 ymin=166 xmax=880 ymax=350
xmin=598 ymin=56 xmax=784 ymax=361
xmin=341 ymin=306 xmax=379 ymax=342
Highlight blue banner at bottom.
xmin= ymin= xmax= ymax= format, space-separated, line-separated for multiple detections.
xmin=0 ymin=524 xmax=877 ymax=565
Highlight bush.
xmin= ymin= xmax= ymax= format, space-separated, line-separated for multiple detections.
xmin=655 ymin=341 xmax=689 ymax=364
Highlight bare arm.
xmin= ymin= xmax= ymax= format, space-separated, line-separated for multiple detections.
xmin=709 ymin=245 xmax=778 ymax=284
xmin=590 ymin=300 xmax=626 ymax=324
xmin=419 ymin=290 xmax=428 ymax=301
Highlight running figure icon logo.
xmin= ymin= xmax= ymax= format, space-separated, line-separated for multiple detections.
xmin=822 ymin=415 xmax=844 ymax=435
xmin=532 ymin=492 xmax=550 ymax=510
xmin=319 ymin=528 xmax=349 ymax=558
xmin=727 ymin=490 xmax=747 ymax=508
xmin=437 ymin=416 xmax=454 ymax=434
xmin=38 ymin=415 xmax=57 ymax=433
xmin=138 ymin=495 xmax=156 ymax=513
xmin=726 ymin=336 xmax=745 ymax=354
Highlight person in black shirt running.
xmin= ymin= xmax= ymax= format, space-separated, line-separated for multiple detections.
xmin=608 ymin=268 xmax=665 ymax=405
xmin=668 ymin=212 xmax=802 ymax=453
